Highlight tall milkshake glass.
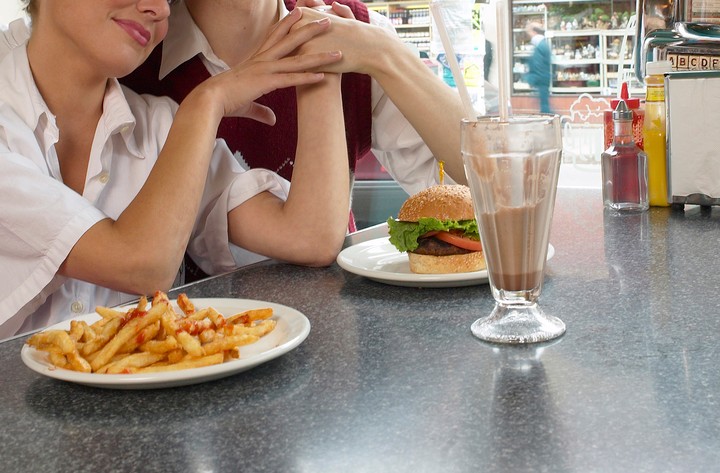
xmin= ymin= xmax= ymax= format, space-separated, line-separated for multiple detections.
xmin=462 ymin=115 xmax=565 ymax=344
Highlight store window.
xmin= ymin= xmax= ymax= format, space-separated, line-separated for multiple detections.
xmin=355 ymin=0 xmax=612 ymax=228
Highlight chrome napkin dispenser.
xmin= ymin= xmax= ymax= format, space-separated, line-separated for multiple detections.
xmin=665 ymin=70 xmax=720 ymax=207
xmin=635 ymin=0 xmax=720 ymax=79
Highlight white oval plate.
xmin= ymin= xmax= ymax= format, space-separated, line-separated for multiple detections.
xmin=337 ymin=237 xmax=555 ymax=288
xmin=21 ymin=298 xmax=311 ymax=390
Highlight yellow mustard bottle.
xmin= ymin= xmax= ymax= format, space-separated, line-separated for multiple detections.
xmin=643 ymin=60 xmax=672 ymax=207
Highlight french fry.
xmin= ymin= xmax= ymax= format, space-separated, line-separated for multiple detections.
xmin=152 ymin=290 xmax=170 ymax=306
xmin=205 ymin=307 xmax=225 ymax=327
xmin=49 ymin=352 xmax=69 ymax=369
xmin=136 ymin=296 xmax=148 ymax=312
xmin=69 ymin=320 xmax=84 ymax=342
xmin=27 ymin=292 xmax=276 ymax=375
xmin=198 ymin=328 xmax=216 ymax=344
xmin=66 ymin=350 xmax=92 ymax=373
xmin=176 ymin=331 xmax=204 ymax=357
xmin=89 ymin=303 xmax=167 ymax=371
xmin=118 ymin=321 xmax=160 ymax=354
xmin=28 ymin=330 xmax=76 ymax=354
xmin=229 ymin=319 xmax=277 ymax=338
xmin=82 ymin=317 xmax=122 ymax=356
xmin=167 ymin=348 xmax=185 ymax=364
xmin=28 ymin=330 xmax=91 ymax=373
xmin=160 ymin=311 xmax=178 ymax=338
xmin=140 ymin=335 xmax=178 ymax=354
xmin=202 ymin=333 xmax=259 ymax=355
xmin=187 ymin=308 xmax=210 ymax=321
xmin=177 ymin=293 xmax=195 ymax=315
xmin=226 ymin=308 xmax=273 ymax=325
xmin=135 ymin=353 xmax=223 ymax=373
xmin=95 ymin=306 xmax=126 ymax=320
xmin=102 ymin=352 xmax=166 ymax=374
xmin=77 ymin=321 xmax=96 ymax=343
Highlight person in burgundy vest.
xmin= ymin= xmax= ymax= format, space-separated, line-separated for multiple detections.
xmin=121 ymin=0 xmax=468 ymax=196
xmin=120 ymin=0 xmax=469 ymax=277
xmin=122 ymin=0 xmax=372 ymax=204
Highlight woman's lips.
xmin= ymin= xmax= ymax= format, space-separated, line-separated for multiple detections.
xmin=114 ymin=19 xmax=151 ymax=47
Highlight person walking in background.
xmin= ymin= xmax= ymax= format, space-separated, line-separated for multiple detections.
xmin=525 ymin=22 xmax=552 ymax=114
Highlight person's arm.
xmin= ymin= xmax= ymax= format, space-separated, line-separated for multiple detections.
xmin=294 ymin=5 xmax=469 ymax=185
xmin=61 ymin=10 xmax=343 ymax=295
xmin=227 ymin=73 xmax=349 ymax=267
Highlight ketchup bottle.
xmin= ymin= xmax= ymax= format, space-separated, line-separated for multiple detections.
xmin=604 ymin=82 xmax=644 ymax=150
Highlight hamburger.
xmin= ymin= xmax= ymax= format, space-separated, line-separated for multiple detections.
xmin=387 ymin=185 xmax=485 ymax=274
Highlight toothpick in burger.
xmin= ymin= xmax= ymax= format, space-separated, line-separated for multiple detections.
xmin=387 ymin=185 xmax=485 ymax=274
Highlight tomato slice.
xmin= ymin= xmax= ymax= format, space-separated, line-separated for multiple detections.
xmin=426 ymin=231 xmax=482 ymax=251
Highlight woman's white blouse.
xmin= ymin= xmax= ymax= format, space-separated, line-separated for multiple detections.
xmin=0 ymin=44 xmax=289 ymax=338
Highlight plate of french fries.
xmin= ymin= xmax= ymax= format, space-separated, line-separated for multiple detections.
xmin=21 ymin=292 xmax=311 ymax=389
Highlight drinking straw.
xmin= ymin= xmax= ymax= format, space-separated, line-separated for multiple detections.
xmin=495 ymin=0 xmax=510 ymax=120
xmin=429 ymin=1 xmax=477 ymax=122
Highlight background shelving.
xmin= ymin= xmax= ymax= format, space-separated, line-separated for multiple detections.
xmin=511 ymin=0 xmax=637 ymax=95
xmin=365 ymin=0 xmax=639 ymax=96
xmin=365 ymin=1 xmax=434 ymax=53
xmin=548 ymin=30 xmax=602 ymax=93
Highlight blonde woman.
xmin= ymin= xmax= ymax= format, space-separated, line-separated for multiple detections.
xmin=0 ymin=0 xmax=350 ymax=337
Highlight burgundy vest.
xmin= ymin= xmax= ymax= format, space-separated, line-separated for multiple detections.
xmin=121 ymin=0 xmax=372 ymax=182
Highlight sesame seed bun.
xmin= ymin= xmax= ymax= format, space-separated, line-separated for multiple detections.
xmin=397 ymin=185 xmax=475 ymax=222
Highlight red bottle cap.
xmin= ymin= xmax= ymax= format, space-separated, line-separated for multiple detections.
xmin=610 ymin=82 xmax=640 ymax=110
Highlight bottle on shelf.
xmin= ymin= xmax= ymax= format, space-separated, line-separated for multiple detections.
xmin=604 ymin=81 xmax=644 ymax=150
xmin=643 ymin=60 xmax=673 ymax=207
xmin=601 ymin=100 xmax=649 ymax=213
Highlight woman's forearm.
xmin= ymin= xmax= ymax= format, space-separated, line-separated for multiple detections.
xmin=228 ymin=75 xmax=350 ymax=266
xmin=365 ymin=35 xmax=468 ymax=185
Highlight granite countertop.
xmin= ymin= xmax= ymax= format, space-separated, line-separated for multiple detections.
xmin=2 ymin=187 xmax=720 ymax=473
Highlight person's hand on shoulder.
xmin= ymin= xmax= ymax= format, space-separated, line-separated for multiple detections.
xmin=288 ymin=5 xmax=398 ymax=77
xmin=185 ymin=8 xmax=342 ymax=126
xmin=296 ymin=0 xmax=356 ymax=19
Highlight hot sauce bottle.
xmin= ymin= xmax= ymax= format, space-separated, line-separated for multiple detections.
xmin=601 ymin=100 xmax=649 ymax=212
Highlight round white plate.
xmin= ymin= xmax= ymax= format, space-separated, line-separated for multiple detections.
xmin=337 ymin=237 xmax=555 ymax=288
xmin=21 ymin=298 xmax=311 ymax=390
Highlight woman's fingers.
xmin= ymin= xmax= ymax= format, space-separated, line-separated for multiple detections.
xmin=329 ymin=2 xmax=356 ymax=19
xmin=204 ymin=9 xmax=346 ymax=120
xmin=257 ymin=13 xmax=335 ymax=61
xmin=262 ymin=7 xmax=304 ymax=54
xmin=218 ymin=50 xmax=341 ymax=117
xmin=295 ymin=0 xmax=327 ymax=8
xmin=226 ymin=102 xmax=277 ymax=124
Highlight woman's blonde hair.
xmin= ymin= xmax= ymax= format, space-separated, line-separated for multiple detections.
xmin=22 ymin=0 xmax=36 ymax=17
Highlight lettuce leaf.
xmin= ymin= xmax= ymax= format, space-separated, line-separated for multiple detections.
xmin=386 ymin=217 xmax=479 ymax=252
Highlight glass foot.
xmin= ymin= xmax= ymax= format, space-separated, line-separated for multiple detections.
xmin=471 ymin=302 xmax=565 ymax=344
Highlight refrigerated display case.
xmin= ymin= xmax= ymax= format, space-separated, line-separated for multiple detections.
xmin=511 ymin=0 xmax=637 ymax=94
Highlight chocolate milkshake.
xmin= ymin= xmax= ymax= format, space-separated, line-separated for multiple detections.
xmin=462 ymin=115 xmax=565 ymax=343
xmin=479 ymin=203 xmax=552 ymax=292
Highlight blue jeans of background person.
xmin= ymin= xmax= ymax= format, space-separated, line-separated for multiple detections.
xmin=538 ymin=84 xmax=551 ymax=114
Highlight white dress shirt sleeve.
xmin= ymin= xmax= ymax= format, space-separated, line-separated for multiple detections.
xmin=187 ymin=141 xmax=290 ymax=272
xmin=367 ymin=11 xmax=456 ymax=195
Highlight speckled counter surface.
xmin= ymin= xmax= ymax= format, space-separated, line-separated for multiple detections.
xmin=2 ymin=187 xmax=720 ymax=473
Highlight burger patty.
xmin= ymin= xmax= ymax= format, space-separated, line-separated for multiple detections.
xmin=413 ymin=236 xmax=474 ymax=256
